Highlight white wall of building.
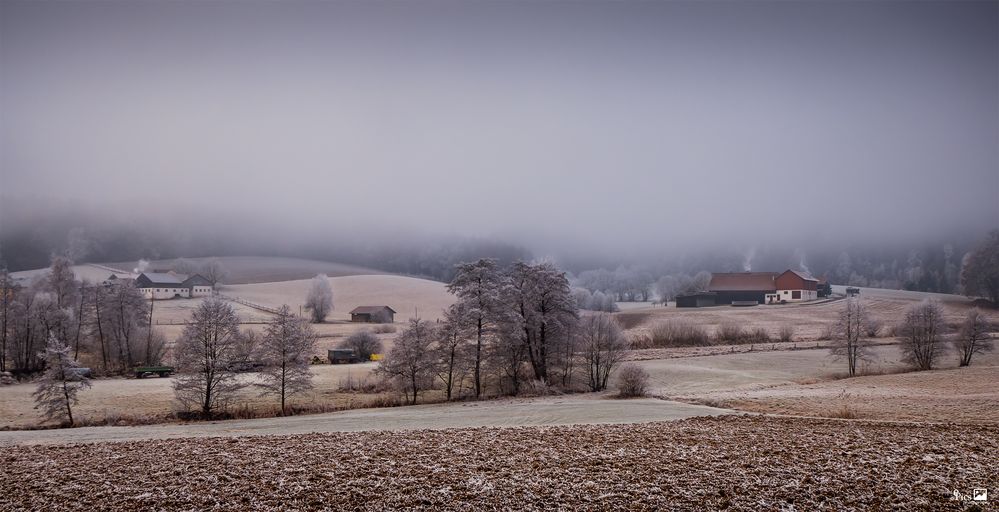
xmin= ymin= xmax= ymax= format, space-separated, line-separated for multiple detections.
xmin=140 ymin=287 xmax=191 ymax=300
xmin=190 ymin=286 xmax=212 ymax=297
xmin=777 ymin=289 xmax=817 ymax=302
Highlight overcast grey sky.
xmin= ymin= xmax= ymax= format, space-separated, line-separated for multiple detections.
xmin=2 ymin=0 xmax=997 ymax=255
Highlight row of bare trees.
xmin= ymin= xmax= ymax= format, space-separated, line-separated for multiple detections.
xmin=830 ymin=297 xmax=993 ymax=376
xmin=172 ymin=299 xmax=318 ymax=416
xmin=1 ymin=257 xmax=165 ymax=377
xmin=376 ymin=260 xmax=632 ymax=404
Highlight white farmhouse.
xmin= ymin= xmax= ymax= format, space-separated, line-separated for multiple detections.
xmin=134 ymin=272 xmax=214 ymax=300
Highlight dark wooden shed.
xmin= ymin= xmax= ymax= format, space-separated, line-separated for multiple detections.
xmin=349 ymin=306 xmax=396 ymax=323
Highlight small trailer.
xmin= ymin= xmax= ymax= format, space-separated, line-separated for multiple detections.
xmin=134 ymin=366 xmax=174 ymax=379
xmin=328 ymin=349 xmax=364 ymax=364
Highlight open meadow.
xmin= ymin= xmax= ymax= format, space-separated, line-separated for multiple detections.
xmin=3 ymin=259 xmax=997 ymax=434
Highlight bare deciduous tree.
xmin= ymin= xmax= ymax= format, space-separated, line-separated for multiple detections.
xmin=33 ymin=334 xmax=91 ymax=426
xmin=503 ymin=261 xmax=577 ymax=385
xmin=898 ymin=299 xmax=946 ymax=371
xmin=954 ymin=308 xmax=993 ymax=367
xmin=435 ymin=303 xmax=472 ymax=400
xmin=199 ymin=258 xmax=228 ymax=288
xmin=0 ymin=269 xmax=18 ymax=372
xmin=447 ymin=259 xmax=503 ymax=398
xmin=172 ymin=298 xmax=245 ymax=416
xmin=376 ymin=318 xmax=436 ymax=405
xmin=829 ymin=297 xmax=873 ymax=377
xmin=339 ymin=330 xmax=383 ymax=361
xmin=258 ymin=305 xmax=317 ymax=413
xmin=304 ymin=274 xmax=334 ymax=323
xmin=579 ymin=313 xmax=628 ymax=392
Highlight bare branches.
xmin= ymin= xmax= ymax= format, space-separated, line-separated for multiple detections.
xmin=829 ymin=297 xmax=873 ymax=377
xmin=172 ymin=298 xmax=245 ymax=416
xmin=579 ymin=313 xmax=628 ymax=392
xmin=897 ymin=299 xmax=946 ymax=371
xmin=257 ymin=305 xmax=317 ymax=413
xmin=954 ymin=308 xmax=993 ymax=367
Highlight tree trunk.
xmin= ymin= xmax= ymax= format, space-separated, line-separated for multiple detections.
xmin=62 ymin=380 xmax=74 ymax=426
xmin=474 ymin=317 xmax=482 ymax=398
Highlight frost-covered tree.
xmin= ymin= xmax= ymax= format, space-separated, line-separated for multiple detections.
xmin=172 ymin=298 xmax=245 ymax=415
xmin=99 ymin=279 xmax=148 ymax=372
xmin=304 ymin=274 xmax=334 ymax=323
xmin=655 ymin=275 xmax=677 ymax=303
xmin=258 ymin=305 xmax=317 ymax=413
xmin=579 ymin=313 xmax=628 ymax=392
xmin=435 ymin=303 xmax=473 ymax=400
xmin=447 ymin=259 xmax=503 ymax=398
xmin=0 ymin=269 xmax=18 ymax=372
xmin=339 ymin=330 xmax=383 ymax=361
xmin=954 ymin=308 xmax=993 ymax=367
xmin=829 ymin=298 xmax=873 ymax=377
xmin=377 ymin=318 xmax=437 ymax=405
xmin=961 ymin=230 xmax=999 ymax=305
xmin=199 ymin=258 xmax=228 ymax=288
xmin=502 ymin=261 xmax=578 ymax=385
xmin=898 ymin=299 xmax=946 ymax=371
xmin=33 ymin=334 xmax=91 ymax=426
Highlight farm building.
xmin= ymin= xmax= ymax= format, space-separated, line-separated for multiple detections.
xmin=676 ymin=292 xmax=717 ymax=308
xmin=350 ymin=305 xmax=396 ymax=323
xmin=775 ymin=270 xmax=819 ymax=302
xmin=707 ymin=272 xmax=778 ymax=305
xmin=134 ymin=272 xmax=214 ymax=300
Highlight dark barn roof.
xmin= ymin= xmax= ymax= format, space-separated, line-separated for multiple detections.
xmin=708 ymin=272 xmax=778 ymax=292
xmin=350 ymin=306 xmax=397 ymax=315
xmin=181 ymin=274 xmax=212 ymax=287
xmin=783 ymin=270 xmax=818 ymax=282
xmin=135 ymin=273 xmax=185 ymax=288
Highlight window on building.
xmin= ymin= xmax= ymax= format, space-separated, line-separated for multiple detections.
xmin=792 ymin=291 xmax=801 ymax=299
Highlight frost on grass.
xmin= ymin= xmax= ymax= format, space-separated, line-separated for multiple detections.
xmin=1 ymin=416 xmax=996 ymax=511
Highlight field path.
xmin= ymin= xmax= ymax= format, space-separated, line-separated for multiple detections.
xmin=0 ymin=396 xmax=730 ymax=446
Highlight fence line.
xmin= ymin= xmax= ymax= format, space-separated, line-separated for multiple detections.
xmin=88 ymin=263 xmax=134 ymax=276
xmin=217 ymin=294 xmax=283 ymax=316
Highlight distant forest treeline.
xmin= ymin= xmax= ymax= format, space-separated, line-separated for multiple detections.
xmin=0 ymin=217 xmax=988 ymax=296
xmin=0 ymin=219 xmax=532 ymax=282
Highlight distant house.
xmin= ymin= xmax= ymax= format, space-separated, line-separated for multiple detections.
xmin=134 ymin=272 xmax=214 ymax=300
xmin=707 ymin=272 xmax=778 ymax=305
xmin=349 ymin=306 xmax=396 ymax=323
xmin=775 ymin=270 xmax=818 ymax=302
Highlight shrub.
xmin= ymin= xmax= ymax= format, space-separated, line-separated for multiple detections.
xmin=371 ymin=324 xmax=397 ymax=334
xmin=864 ymin=317 xmax=883 ymax=338
xmin=747 ymin=327 xmax=771 ymax=343
xmin=716 ymin=322 xmax=745 ymax=343
xmin=616 ymin=364 xmax=650 ymax=398
xmin=642 ymin=319 xmax=711 ymax=347
xmin=339 ymin=330 xmax=384 ymax=361
xmin=778 ymin=324 xmax=795 ymax=343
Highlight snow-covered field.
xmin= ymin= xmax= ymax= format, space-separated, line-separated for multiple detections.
xmin=3 ymin=416 xmax=995 ymax=510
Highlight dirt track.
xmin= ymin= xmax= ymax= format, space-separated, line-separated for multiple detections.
xmin=0 ymin=396 xmax=728 ymax=446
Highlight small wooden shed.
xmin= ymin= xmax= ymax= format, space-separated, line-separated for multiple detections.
xmin=349 ymin=306 xmax=396 ymax=323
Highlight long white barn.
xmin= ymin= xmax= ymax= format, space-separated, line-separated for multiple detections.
xmin=134 ymin=272 xmax=213 ymax=300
